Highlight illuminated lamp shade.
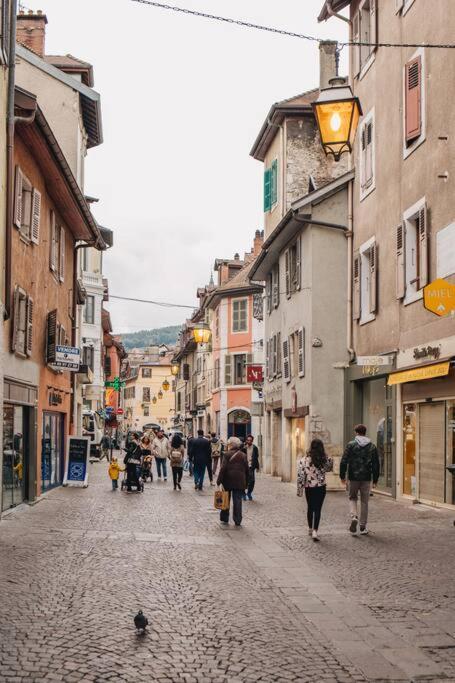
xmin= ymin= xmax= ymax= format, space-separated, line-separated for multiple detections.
xmin=162 ymin=379 xmax=170 ymax=391
xmin=312 ymin=79 xmax=362 ymax=162
xmin=152 ymin=396 xmax=157 ymax=404
xmin=192 ymin=322 xmax=212 ymax=345
xmin=171 ymin=363 xmax=179 ymax=376
xmin=158 ymin=390 xmax=163 ymax=399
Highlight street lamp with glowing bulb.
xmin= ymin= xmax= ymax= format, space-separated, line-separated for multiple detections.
xmin=312 ymin=78 xmax=362 ymax=161
xmin=192 ymin=323 xmax=211 ymax=345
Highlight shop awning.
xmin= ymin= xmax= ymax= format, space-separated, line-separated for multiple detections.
xmin=387 ymin=362 xmax=450 ymax=386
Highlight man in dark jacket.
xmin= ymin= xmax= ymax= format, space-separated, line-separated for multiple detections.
xmin=123 ymin=434 xmax=142 ymax=492
xmin=190 ymin=429 xmax=212 ymax=491
xmin=217 ymin=437 xmax=249 ymax=527
xmin=243 ymin=435 xmax=260 ymax=501
xmin=340 ymin=424 xmax=380 ymax=535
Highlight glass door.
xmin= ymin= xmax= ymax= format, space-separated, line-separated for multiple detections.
xmin=403 ymin=403 xmax=417 ymax=496
xmin=291 ymin=418 xmax=305 ymax=482
xmin=42 ymin=412 xmax=64 ymax=492
xmin=2 ymin=405 xmax=26 ymax=510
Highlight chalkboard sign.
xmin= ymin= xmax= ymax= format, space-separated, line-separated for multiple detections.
xmin=63 ymin=436 xmax=90 ymax=487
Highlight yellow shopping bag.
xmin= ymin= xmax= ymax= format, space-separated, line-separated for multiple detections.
xmin=214 ymin=488 xmax=230 ymax=510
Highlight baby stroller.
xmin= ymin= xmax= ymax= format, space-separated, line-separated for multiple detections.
xmin=120 ymin=468 xmax=144 ymax=493
xmin=141 ymin=455 xmax=154 ymax=483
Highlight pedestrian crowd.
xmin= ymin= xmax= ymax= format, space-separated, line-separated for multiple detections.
xmin=106 ymin=421 xmax=380 ymax=537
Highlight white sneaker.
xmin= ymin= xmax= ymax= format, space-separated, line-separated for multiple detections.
xmin=349 ymin=517 xmax=358 ymax=534
xmin=312 ymin=530 xmax=320 ymax=542
xmin=360 ymin=526 xmax=369 ymax=535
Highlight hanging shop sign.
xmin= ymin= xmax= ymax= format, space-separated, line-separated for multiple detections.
xmin=424 ymin=278 xmax=455 ymax=317
xmin=247 ymin=365 xmax=264 ymax=383
xmin=63 ymin=436 xmax=90 ymax=487
xmin=53 ymin=345 xmax=81 ymax=371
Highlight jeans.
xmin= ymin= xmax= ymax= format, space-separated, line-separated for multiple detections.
xmin=348 ymin=481 xmax=371 ymax=527
xmin=220 ymin=489 xmax=243 ymax=525
xmin=246 ymin=468 xmax=256 ymax=496
xmin=172 ymin=467 xmax=183 ymax=487
xmin=156 ymin=457 xmax=167 ymax=479
xmin=111 ymin=479 xmax=118 ymax=490
xmin=212 ymin=456 xmax=220 ymax=476
xmin=305 ymin=485 xmax=326 ymax=531
xmin=193 ymin=463 xmax=205 ymax=489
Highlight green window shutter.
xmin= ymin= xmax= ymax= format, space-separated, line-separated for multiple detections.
xmin=271 ymin=159 xmax=278 ymax=206
xmin=263 ymin=168 xmax=272 ymax=212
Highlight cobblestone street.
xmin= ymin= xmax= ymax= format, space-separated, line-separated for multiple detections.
xmin=1 ymin=460 xmax=455 ymax=683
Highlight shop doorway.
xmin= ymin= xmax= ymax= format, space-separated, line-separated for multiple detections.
xmin=42 ymin=412 xmax=65 ymax=491
xmin=361 ymin=378 xmax=393 ymax=493
xmin=2 ymin=405 xmax=28 ymax=511
xmin=227 ymin=410 xmax=251 ymax=440
xmin=291 ymin=418 xmax=305 ymax=482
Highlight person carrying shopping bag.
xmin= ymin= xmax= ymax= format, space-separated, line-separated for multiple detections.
xmin=297 ymin=438 xmax=333 ymax=542
xmin=169 ymin=433 xmax=185 ymax=490
xmin=217 ymin=437 xmax=249 ymax=528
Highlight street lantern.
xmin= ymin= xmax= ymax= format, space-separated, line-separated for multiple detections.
xmin=192 ymin=322 xmax=211 ymax=345
xmin=312 ymin=79 xmax=362 ymax=162
xmin=152 ymin=395 xmax=157 ymax=404
xmin=171 ymin=362 xmax=179 ymax=376
xmin=158 ymin=390 xmax=163 ymax=400
xmin=162 ymin=379 xmax=170 ymax=392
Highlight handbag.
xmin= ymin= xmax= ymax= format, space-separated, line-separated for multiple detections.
xmin=214 ymin=487 xmax=230 ymax=511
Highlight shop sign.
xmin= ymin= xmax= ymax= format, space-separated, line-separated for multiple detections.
xmin=63 ymin=436 xmax=89 ymax=487
xmin=424 ymin=278 xmax=455 ymax=317
xmin=247 ymin=365 xmax=263 ymax=383
xmin=53 ymin=345 xmax=80 ymax=371
xmin=48 ymin=390 xmax=63 ymax=407
xmin=357 ymin=356 xmax=393 ymax=366
xmin=387 ymin=361 xmax=450 ymax=386
xmin=413 ymin=345 xmax=441 ymax=361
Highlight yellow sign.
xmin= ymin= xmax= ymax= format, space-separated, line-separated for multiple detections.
xmin=424 ymin=278 xmax=455 ymax=317
xmin=387 ymin=362 xmax=450 ymax=386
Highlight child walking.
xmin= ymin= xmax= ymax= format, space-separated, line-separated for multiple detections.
xmin=297 ymin=439 xmax=333 ymax=542
xmin=108 ymin=456 xmax=122 ymax=490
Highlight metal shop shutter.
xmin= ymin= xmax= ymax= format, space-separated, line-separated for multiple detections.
xmin=419 ymin=402 xmax=445 ymax=504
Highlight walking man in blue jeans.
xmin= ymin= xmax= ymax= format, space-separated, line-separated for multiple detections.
xmin=190 ymin=429 xmax=211 ymax=491
xmin=152 ymin=429 xmax=170 ymax=481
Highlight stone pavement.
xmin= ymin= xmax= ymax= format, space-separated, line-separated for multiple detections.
xmin=1 ymin=458 xmax=455 ymax=683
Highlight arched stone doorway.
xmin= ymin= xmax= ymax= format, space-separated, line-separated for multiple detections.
xmin=228 ymin=409 xmax=251 ymax=440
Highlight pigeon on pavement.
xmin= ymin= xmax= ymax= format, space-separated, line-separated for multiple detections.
xmin=134 ymin=610 xmax=149 ymax=633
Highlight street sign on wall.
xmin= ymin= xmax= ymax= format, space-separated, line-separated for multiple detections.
xmin=424 ymin=278 xmax=455 ymax=317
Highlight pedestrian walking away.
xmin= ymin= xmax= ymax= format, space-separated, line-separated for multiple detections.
xmin=123 ymin=434 xmax=143 ymax=492
xmin=186 ymin=435 xmax=194 ymax=478
xmin=340 ymin=424 xmax=380 ymax=536
xmin=190 ymin=429 xmax=212 ymax=490
xmin=169 ymin=433 xmax=185 ymax=490
xmin=140 ymin=434 xmax=154 ymax=482
xmin=108 ymin=456 xmax=123 ymax=490
xmin=217 ymin=437 xmax=249 ymax=527
xmin=210 ymin=432 xmax=223 ymax=477
xmin=297 ymin=439 xmax=333 ymax=541
xmin=205 ymin=433 xmax=215 ymax=485
xmin=243 ymin=434 xmax=260 ymax=501
xmin=152 ymin=429 xmax=170 ymax=481
xmin=100 ymin=434 xmax=111 ymax=462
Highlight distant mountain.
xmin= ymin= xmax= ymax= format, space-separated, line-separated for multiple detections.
xmin=119 ymin=326 xmax=180 ymax=351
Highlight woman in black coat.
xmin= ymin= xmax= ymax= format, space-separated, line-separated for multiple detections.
xmin=217 ymin=437 xmax=249 ymax=527
xmin=123 ymin=434 xmax=142 ymax=491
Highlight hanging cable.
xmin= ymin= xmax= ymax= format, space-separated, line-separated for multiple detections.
xmin=110 ymin=294 xmax=195 ymax=309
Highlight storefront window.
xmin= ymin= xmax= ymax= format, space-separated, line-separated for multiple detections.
xmin=403 ymin=403 xmax=417 ymax=496
xmin=2 ymin=405 xmax=26 ymax=511
xmin=362 ymin=378 xmax=392 ymax=492
xmin=291 ymin=418 xmax=305 ymax=482
xmin=42 ymin=412 xmax=64 ymax=491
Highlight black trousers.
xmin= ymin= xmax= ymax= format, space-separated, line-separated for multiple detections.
xmin=246 ymin=468 xmax=255 ymax=496
xmin=305 ymin=485 xmax=326 ymax=531
xmin=172 ymin=466 xmax=183 ymax=487
xmin=220 ymin=489 xmax=243 ymax=525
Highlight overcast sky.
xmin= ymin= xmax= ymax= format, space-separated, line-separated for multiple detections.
xmin=40 ymin=0 xmax=348 ymax=333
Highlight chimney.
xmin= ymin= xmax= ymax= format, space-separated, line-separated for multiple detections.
xmin=253 ymin=229 xmax=264 ymax=257
xmin=17 ymin=9 xmax=48 ymax=57
xmin=319 ymin=40 xmax=338 ymax=90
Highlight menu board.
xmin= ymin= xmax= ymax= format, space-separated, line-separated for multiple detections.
xmin=63 ymin=436 xmax=90 ymax=487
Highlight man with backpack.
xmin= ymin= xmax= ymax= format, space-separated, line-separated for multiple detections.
xmin=340 ymin=424 xmax=380 ymax=536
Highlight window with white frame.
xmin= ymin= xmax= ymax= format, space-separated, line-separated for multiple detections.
xmin=397 ymin=199 xmax=428 ymax=305
xmin=353 ymin=237 xmax=378 ymax=324
xmin=232 ymin=298 xmax=248 ymax=333
xmin=360 ymin=110 xmax=375 ymax=199
xmin=352 ymin=0 xmax=377 ymax=77
xmin=84 ymin=295 xmax=95 ymax=324
xmin=285 ymin=237 xmax=301 ymax=298
xmin=14 ymin=167 xmax=41 ymax=244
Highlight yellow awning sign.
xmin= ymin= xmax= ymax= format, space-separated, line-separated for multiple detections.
xmin=387 ymin=362 xmax=450 ymax=386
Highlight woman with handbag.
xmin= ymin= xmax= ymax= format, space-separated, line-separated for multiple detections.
xmin=169 ymin=433 xmax=185 ymax=490
xmin=216 ymin=436 xmax=249 ymax=528
xmin=297 ymin=438 xmax=333 ymax=542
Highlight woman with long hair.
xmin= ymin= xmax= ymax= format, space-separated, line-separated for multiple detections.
xmin=170 ymin=433 xmax=185 ymax=490
xmin=297 ymin=438 xmax=333 ymax=542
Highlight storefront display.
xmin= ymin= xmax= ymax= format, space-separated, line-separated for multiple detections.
xmin=42 ymin=412 xmax=65 ymax=491
xmin=2 ymin=405 xmax=26 ymax=511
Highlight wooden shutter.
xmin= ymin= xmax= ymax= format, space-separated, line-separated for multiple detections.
xmin=263 ymin=168 xmax=272 ymax=212
xmin=272 ymin=266 xmax=280 ymax=308
xmin=14 ymin=166 xmax=23 ymax=229
xmin=369 ymin=242 xmax=378 ymax=314
xmin=271 ymin=159 xmax=278 ymax=206
xmin=418 ymin=204 xmax=428 ymax=289
xmin=396 ymin=224 xmax=406 ymax=299
xmin=395 ymin=0 xmax=404 ymax=12
xmin=405 ymin=56 xmax=422 ymax=142
xmin=31 ymin=189 xmax=41 ymax=244
xmin=265 ymin=340 xmax=270 ymax=381
xmin=276 ymin=332 xmax=282 ymax=377
xmin=360 ymin=126 xmax=367 ymax=189
xmin=183 ymin=363 xmax=190 ymax=381
xmin=295 ymin=237 xmax=301 ymax=290
xmin=11 ymin=287 xmax=21 ymax=352
xmin=298 ymin=327 xmax=305 ymax=378
xmin=370 ymin=0 xmax=377 ymax=48
xmin=283 ymin=338 xmax=290 ymax=383
xmin=353 ymin=251 xmax=361 ymax=320
xmin=59 ymin=226 xmax=65 ymax=282
xmin=26 ymin=296 xmax=34 ymax=357
xmin=46 ymin=309 xmax=58 ymax=364
xmin=272 ymin=335 xmax=277 ymax=377
xmin=50 ymin=211 xmax=57 ymax=272
xmin=105 ymin=355 xmax=112 ymax=375
xmin=285 ymin=250 xmax=291 ymax=298
xmin=266 ymin=274 xmax=272 ymax=314
xmin=224 ymin=354 xmax=232 ymax=385
xmin=352 ymin=12 xmax=360 ymax=77
xmin=365 ymin=121 xmax=373 ymax=187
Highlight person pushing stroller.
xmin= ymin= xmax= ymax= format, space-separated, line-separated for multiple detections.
xmin=123 ymin=433 xmax=143 ymax=492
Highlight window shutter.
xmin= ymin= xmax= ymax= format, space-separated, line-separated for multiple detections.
xmin=283 ymin=338 xmax=290 ymax=383
xmin=272 ymin=267 xmax=280 ymax=308
xmin=360 ymin=126 xmax=367 ymax=189
xmin=352 ymin=12 xmax=360 ymax=77
xmin=46 ymin=309 xmax=58 ymax=364
xmin=369 ymin=242 xmax=378 ymax=314
xmin=263 ymin=168 xmax=272 ymax=212
xmin=295 ymin=236 xmax=301 ymax=291
xmin=26 ymin=296 xmax=34 ymax=357
xmin=396 ymin=224 xmax=406 ymax=299
xmin=298 ymin=327 xmax=305 ymax=378
xmin=365 ymin=121 xmax=373 ymax=187
xmin=271 ymin=159 xmax=278 ymax=206
xmin=418 ymin=204 xmax=429 ymax=289
xmin=31 ymin=189 xmax=41 ymax=244
xmin=59 ymin=226 xmax=65 ymax=282
xmin=11 ymin=287 xmax=21 ymax=353
xmin=14 ymin=166 xmax=23 ymax=229
xmin=272 ymin=335 xmax=277 ymax=377
xmin=183 ymin=363 xmax=190 ymax=381
xmin=353 ymin=251 xmax=361 ymax=320
xmin=405 ymin=56 xmax=422 ymax=142
xmin=224 ymin=354 xmax=232 ymax=385
xmin=50 ymin=211 xmax=57 ymax=272
xmin=246 ymin=352 xmax=253 ymax=373
xmin=266 ymin=275 xmax=272 ymax=314
xmin=265 ymin=340 xmax=270 ymax=381
xmin=285 ymin=250 xmax=291 ymax=298
xmin=395 ymin=0 xmax=404 ymax=12
xmin=370 ymin=0 xmax=377 ymax=48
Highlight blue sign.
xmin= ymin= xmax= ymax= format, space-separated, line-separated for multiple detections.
xmin=63 ymin=436 xmax=89 ymax=487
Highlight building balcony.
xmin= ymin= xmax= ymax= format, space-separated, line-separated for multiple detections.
xmin=82 ymin=271 xmax=104 ymax=290
xmin=77 ymin=364 xmax=94 ymax=384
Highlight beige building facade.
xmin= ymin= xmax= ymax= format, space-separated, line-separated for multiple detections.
xmin=123 ymin=357 xmax=176 ymax=433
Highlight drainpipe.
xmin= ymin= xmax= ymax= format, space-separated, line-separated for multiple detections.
xmin=326 ymin=0 xmax=351 ymax=24
xmin=4 ymin=0 xmax=17 ymax=320
xmin=346 ymin=179 xmax=355 ymax=360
